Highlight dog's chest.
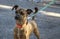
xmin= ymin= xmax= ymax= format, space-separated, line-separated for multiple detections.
xmin=17 ymin=28 xmax=26 ymax=39
xmin=18 ymin=29 xmax=24 ymax=34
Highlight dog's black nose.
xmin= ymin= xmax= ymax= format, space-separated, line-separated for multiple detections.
xmin=15 ymin=15 xmax=19 ymax=20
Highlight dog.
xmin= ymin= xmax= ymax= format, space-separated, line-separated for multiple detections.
xmin=12 ymin=5 xmax=40 ymax=39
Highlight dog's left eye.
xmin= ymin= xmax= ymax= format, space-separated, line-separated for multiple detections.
xmin=15 ymin=11 xmax=18 ymax=14
xmin=20 ymin=12 xmax=24 ymax=15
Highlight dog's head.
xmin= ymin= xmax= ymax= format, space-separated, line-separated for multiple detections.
xmin=12 ymin=5 xmax=38 ymax=25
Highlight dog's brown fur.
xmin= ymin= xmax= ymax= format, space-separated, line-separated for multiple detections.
xmin=12 ymin=5 xmax=40 ymax=39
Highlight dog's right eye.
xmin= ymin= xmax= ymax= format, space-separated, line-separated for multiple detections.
xmin=15 ymin=11 xmax=18 ymax=14
xmin=20 ymin=12 xmax=24 ymax=15
xmin=15 ymin=11 xmax=17 ymax=13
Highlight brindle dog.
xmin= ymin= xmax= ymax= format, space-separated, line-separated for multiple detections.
xmin=12 ymin=5 xmax=40 ymax=39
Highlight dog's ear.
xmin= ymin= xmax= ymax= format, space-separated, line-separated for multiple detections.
xmin=12 ymin=5 xmax=19 ymax=10
xmin=26 ymin=9 xmax=33 ymax=15
xmin=34 ymin=7 xmax=38 ymax=13
xmin=26 ymin=7 xmax=38 ymax=15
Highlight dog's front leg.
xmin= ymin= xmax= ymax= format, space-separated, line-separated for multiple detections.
xmin=14 ymin=32 xmax=18 ymax=39
xmin=33 ymin=27 xmax=40 ymax=39
xmin=14 ymin=28 xmax=18 ymax=39
xmin=26 ymin=34 xmax=29 ymax=39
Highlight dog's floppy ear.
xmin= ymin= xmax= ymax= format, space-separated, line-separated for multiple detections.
xmin=26 ymin=7 xmax=38 ymax=15
xmin=34 ymin=7 xmax=38 ymax=13
xmin=26 ymin=9 xmax=33 ymax=15
xmin=12 ymin=5 xmax=19 ymax=10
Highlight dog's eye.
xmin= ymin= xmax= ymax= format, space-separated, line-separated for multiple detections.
xmin=20 ymin=12 xmax=24 ymax=15
xmin=15 ymin=11 xmax=18 ymax=14
xmin=15 ymin=11 xmax=17 ymax=13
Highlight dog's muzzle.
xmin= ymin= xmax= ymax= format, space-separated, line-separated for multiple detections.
xmin=15 ymin=15 xmax=22 ymax=20
xmin=15 ymin=15 xmax=20 ymax=20
xmin=15 ymin=14 xmax=23 ymax=20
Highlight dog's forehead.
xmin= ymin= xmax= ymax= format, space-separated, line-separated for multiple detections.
xmin=19 ymin=9 xmax=27 ymax=13
xmin=15 ymin=8 xmax=27 ymax=14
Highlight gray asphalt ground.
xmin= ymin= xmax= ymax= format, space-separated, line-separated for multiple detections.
xmin=0 ymin=0 xmax=60 ymax=39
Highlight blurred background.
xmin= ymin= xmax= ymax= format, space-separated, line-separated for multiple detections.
xmin=0 ymin=0 xmax=60 ymax=39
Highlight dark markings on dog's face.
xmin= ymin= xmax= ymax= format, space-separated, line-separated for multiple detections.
xmin=14 ymin=9 xmax=33 ymax=21
xmin=15 ymin=9 xmax=28 ymax=25
xmin=12 ymin=5 xmax=38 ymax=25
